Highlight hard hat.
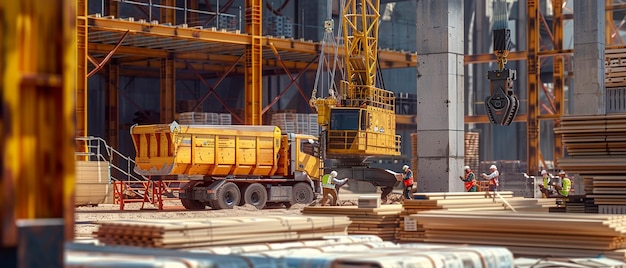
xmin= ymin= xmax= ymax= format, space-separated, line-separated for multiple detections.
xmin=464 ymin=166 xmax=470 ymax=171
xmin=402 ymin=165 xmax=409 ymax=171
xmin=559 ymin=170 xmax=566 ymax=175
xmin=489 ymin=165 xmax=497 ymax=170
xmin=541 ymin=170 xmax=547 ymax=175
xmin=330 ymin=171 xmax=338 ymax=177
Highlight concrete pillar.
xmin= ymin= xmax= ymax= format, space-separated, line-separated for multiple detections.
xmin=416 ymin=0 xmax=465 ymax=192
xmin=573 ymin=1 xmax=605 ymax=115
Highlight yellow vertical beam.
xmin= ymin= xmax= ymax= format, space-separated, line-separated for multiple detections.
xmin=527 ymin=1 xmax=540 ymax=175
xmin=105 ymin=62 xmax=120 ymax=149
xmin=606 ymin=0 xmax=614 ymax=45
xmin=1 ymin=0 xmax=76 ymax=265
xmin=553 ymin=0 xmax=565 ymax=167
xmin=160 ymin=53 xmax=176 ymax=123
xmin=244 ymin=0 xmax=262 ymax=125
xmin=160 ymin=0 xmax=176 ymax=24
xmin=77 ymin=0 xmax=88 ymax=139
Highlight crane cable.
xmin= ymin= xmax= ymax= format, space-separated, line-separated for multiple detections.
xmin=493 ymin=0 xmax=511 ymax=71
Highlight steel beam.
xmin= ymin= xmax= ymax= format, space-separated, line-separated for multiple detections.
xmin=264 ymin=43 xmax=314 ymax=114
xmin=77 ymin=0 xmax=88 ymax=141
xmin=527 ymin=1 xmax=540 ymax=175
xmin=160 ymin=53 xmax=176 ymax=123
xmin=161 ymin=0 xmax=176 ymax=24
xmin=244 ymin=0 xmax=263 ymax=125
xmin=262 ymin=53 xmax=318 ymax=114
xmin=553 ymin=0 xmax=565 ymax=167
xmin=87 ymin=31 xmax=129 ymax=78
xmin=1 ymin=0 xmax=76 ymax=266
xmin=105 ymin=62 xmax=120 ymax=150
xmin=104 ymin=0 xmax=119 ymax=18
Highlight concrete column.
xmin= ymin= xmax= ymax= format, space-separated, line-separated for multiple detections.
xmin=573 ymin=1 xmax=605 ymax=115
xmin=416 ymin=0 xmax=465 ymax=192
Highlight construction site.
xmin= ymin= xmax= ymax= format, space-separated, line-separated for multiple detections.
xmin=3 ymin=0 xmax=626 ymax=267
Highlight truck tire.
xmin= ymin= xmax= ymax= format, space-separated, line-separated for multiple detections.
xmin=243 ymin=183 xmax=268 ymax=209
xmin=212 ymin=182 xmax=241 ymax=209
xmin=291 ymin=182 xmax=314 ymax=206
xmin=180 ymin=198 xmax=205 ymax=210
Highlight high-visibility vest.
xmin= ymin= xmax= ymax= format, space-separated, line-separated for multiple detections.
xmin=559 ymin=178 xmax=571 ymax=196
xmin=322 ymin=174 xmax=334 ymax=188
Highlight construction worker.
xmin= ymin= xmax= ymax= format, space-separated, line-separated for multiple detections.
xmin=402 ymin=165 xmax=414 ymax=200
xmin=481 ymin=165 xmax=500 ymax=192
xmin=321 ymin=170 xmax=348 ymax=206
xmin=459 ymin=166 xmax=477 ymax=192
xmin=558 ymin=170 xmax=571 ymax=197
xmin=540 ymin=170 xmax=550 ymax=198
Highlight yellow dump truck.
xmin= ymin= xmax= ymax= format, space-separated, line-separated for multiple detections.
xmin=130 ymin=122 xmax=321 ymax=209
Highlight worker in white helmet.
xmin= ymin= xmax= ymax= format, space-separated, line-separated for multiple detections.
xmin=459 ymin=166 xmax=477 ymax=192
xmin=481 ymin=164 xmax=500 ymax=196
xmin=320 ymin=170 xmax=348 ymax=206
xmin=401 ymin=165 xmax=414 ymax=200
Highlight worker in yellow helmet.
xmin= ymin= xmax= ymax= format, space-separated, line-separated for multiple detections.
xmin=321 ymin=170 xmax=348 ymax=206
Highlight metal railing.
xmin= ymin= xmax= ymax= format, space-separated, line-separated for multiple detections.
xmin=75 ymin=136 xmax=146 ymax=183
xmin=97 ymin=0 xmax=241 ymax=30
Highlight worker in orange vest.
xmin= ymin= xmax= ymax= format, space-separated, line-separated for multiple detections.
xmin=402 ymin=165 xmax=414 ymax=200
xmin=459 ymin=166 xmax=477 ymax=192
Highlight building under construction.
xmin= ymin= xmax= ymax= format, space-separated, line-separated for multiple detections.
xmin=2 ymin=0 xmax=626 ymax=267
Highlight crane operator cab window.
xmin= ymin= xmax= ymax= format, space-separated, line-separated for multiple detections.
xmin=329 ymin=109 xmax=367 ymax=131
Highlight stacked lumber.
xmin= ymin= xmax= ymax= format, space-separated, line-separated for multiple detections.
xmin=555 ymin=114 xmax=626 ymax=207
xmin=93 ymin=215 xmax=350 ymax=249
xmin=270 ymin=113 xmax=319 ymax=135
xmin=75 ymin=161 xmax=113 ymax=206
xmin=605 ymin=48 xmax=626 ymax=87
xmin=412 ymin=210 xmax=626 ymax=259
xmin=178 ymin=112 xmax=232 ymax=125
xmin=396 ymin=192 xmax=554 ymax=243
xmin=301 ymin=205 xmax=402 ymax=241
xmin=465 ymin=131 xmax=480 ymax=171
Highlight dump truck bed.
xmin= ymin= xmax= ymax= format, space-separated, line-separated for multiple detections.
xmin=130 ymin=123 xmax=282 ymax=177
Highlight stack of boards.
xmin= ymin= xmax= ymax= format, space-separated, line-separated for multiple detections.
xmin=555 ymin=114 xmax=626 ymax=208
xmin=93 ymin=215 xmax=350 ymax=249
xmin=396 ymin=191 xmax=555 ymax=243
xmin=301 ymin=205 xmax=403 ymax=241
xmin=412 ymin=210 xmax=626 ymax=259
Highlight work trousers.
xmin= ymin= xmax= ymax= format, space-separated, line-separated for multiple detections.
xmin=403 ymin=185 xmax=413 ymax=200
xmin=321 ymin=187 xmax=338 ymax=206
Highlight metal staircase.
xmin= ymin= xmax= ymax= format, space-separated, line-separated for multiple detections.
xmin=74 ymin=136 xmax=180 ymax=210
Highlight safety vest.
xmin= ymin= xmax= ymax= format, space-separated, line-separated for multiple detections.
xmin=321 ymin=174 xmax=334 ymax=189
xmin=559 ymin=178 xmax=571 ymax=196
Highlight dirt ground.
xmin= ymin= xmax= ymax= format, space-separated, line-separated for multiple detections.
xmin=74 ymin=192 xmax=404 ymax=240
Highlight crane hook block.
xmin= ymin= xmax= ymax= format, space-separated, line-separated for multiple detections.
xmin=485 ymin=68 xmax=519 ymax=126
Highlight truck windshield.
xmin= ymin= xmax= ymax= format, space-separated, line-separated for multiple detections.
xmin=330 ymin=109 xmax=360 ymax=130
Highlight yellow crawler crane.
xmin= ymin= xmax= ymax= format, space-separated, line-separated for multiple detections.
xmin=311 ymin=0 xmax=402 ymax=201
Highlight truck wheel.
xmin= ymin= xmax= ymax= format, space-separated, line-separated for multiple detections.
xmin=291 ymin=182 xmax=314 ymax=206
xmin=243 ymin=183 xmax=267 ymax=209
xmin=213 ymin=182 xmax=241 ymax=209
xmin=180 ymin=198 xmax=205 ymax=210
